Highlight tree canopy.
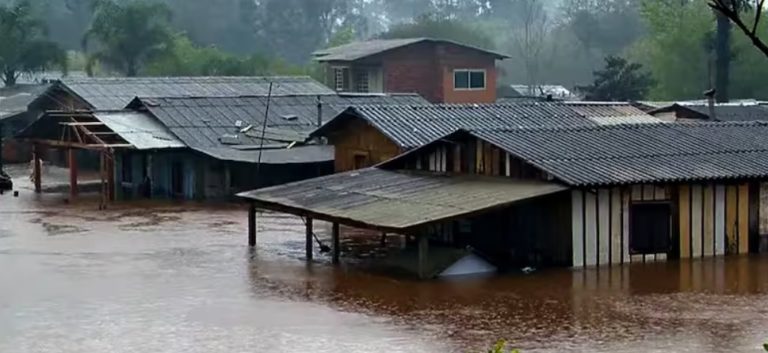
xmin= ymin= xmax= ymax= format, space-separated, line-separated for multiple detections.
xmin=83 ymin=0 xmax=174 ymax=76
xmin=576 ymin=55 xmax=653 ymax=101
xmin=0 ymin=0 xmax=66 ymax=86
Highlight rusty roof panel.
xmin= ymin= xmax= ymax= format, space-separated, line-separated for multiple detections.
xmin=238 ymin=168 xmax=566 ymax=230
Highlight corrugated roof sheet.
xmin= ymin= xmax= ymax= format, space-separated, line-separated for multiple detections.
xmin=468 ymin=121 xmax=768 ymax=186
xmin=684 ymin=104 xmax=768 ymax=121
xmin=313 ymin=38 xmax=508 ymax=62
xmin=313 ymin=103 xmax=607 ymax=149
xmin=93 ymin=111 xmax=185 ymax=150
xmin=58 ymin=76 xmax=335 ymax=110
xmin=238 ymin=168 xmax=566 ymax=231
xmin=0 ymin=84 xmax=49 ymax=119
xmin=564 ymin=102 xmax=662 ymax=125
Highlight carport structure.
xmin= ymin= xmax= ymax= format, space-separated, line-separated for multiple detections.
xmin=237 ymin=168 xmax=566 ymax=278
xmin=16 ymin=110 xmax=183 ymax=207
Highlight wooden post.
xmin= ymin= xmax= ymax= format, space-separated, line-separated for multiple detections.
xmin=68 ymin=148 xmax=78 ymax=199
xmin=33 ymin=144 xmax=41 ymax=193
xmin=418 ymin=234 xmax=429 ymax=279
xmin=248 ymin=203 xmax=257 ymax=247
xmin=380 ymin=232 xmax=387 ymax=247
xmin=305 ymin=217 xmax=314 ymax=261
xmin=107 ymin=151 xmax=115 ymax=202
xmin=332 ymin=222 xmax=340 ymax=264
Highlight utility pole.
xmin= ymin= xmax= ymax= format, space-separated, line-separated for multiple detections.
xmin=714 ymin=0 xmax=732 ymax=103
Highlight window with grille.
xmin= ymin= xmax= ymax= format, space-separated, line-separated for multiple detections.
xmin=354 ymin=70 xmax=369 ymax=93
xmin=333 ymin=67 xmax=350 ymax=91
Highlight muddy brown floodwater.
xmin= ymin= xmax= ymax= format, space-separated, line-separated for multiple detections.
xmin=1 ymin=171 xmax=768 ymax=352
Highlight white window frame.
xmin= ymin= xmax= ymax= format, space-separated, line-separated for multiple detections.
xmin=453 ymin=69 xmax=487 ymax=91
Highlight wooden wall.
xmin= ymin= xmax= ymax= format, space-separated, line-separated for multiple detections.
xmin=678 ymin=183 xmax=750 ymax=258
xmin=329 ymin=119 xmax=402 ymax=172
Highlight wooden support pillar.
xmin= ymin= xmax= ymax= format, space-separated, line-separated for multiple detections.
xmin=107 ymin=152 xmax=115 ymax=202
xmin=68 ymin=148 xmax=78 ymax=199
xmin=248 ymin=203 xmax=257 ymax=247
xmin=380 ymin=232 xmax=387 ymax=247
xmin=305 ymin=217 xmax=314 ymax=261
xmin=33 ymin=144 xmax=41 ymax=193
xmin=418 ymin=234 xmax=429 ymax=279
xmin=332 ymin=222 xmax=340 ymax=264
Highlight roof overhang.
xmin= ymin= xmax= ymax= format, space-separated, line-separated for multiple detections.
xmin=237 ymin=168 xmax=567 ymax=233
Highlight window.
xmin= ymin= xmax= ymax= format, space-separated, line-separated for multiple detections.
xmin=454 ymin=69 xmax=486 ymax=90
xmin=630 ymin=202 xmax=671 ymax=254
xmin=354 ymin=70 xmax=369 ymax=93
xmin=333 ymin=67 xmax=350 ymax=91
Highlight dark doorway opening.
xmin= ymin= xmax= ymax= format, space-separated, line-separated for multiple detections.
xmin=353 ymin=153 xmax=370 ymax=169
xmin=630 ymin=202 xmax=671 ymax=254
xmin=171 ymin=162 xmax=184 ymax=197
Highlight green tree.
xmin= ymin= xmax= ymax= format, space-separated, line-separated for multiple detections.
xmin=82 ymin=0 xmax=174 ymax=76
xmin=576 ymin=55 xmax=653 ymax=101
xmin=145 ymin=34 xmax=304 ymax=76
xmin=0 ymin=0 xmax=66 ymax=86
xmin=379 ymin=14 xmax=496 ymax=50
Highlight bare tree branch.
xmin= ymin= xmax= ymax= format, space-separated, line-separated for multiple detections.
xmin=709 ymin=0 xmax=768 ymax=58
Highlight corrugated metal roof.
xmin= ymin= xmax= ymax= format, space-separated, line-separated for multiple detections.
xmin=468 ymin=121 xmax=768 ymax=186
xmin=238 ymin=168 xmax=566 ymax=231
xmin=0 ymin=84 xmax=48 ymax=120
xmin=58 ymin=76 xmax=335 ymax=110
xmin=564 ymin=102 xmax=663 ymax=125
xmin=684 ymin=104 xmax=768 ymax=121
xmin=313 ymin=103 xmax=607 ymax=149
xmin=313 ymin=38 xmax=508 ymax=62
xmin=93 ymin=111 xmax=185 ymax=150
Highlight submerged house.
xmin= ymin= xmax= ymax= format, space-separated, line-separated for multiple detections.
xmin=314 ymin=38 xmax=508 ymax=103
xmin=17 ymin=92 xmax=428 ymax=201
xmin=240 ymin=121 xmax=768 ymax=278
xmin=0 ymin=84 xmax=50 ymax=162
xmin=312 ymin=102 xmax=661 ymax=172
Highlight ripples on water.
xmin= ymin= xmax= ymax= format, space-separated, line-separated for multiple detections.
xmin=1 ymin=190 xmax=767 ymax=353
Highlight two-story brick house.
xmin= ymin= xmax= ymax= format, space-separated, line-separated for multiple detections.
xmin=313 ymin=38 xmax=508 ymax=103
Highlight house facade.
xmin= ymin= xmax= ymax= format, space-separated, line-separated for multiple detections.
xmin=314 ymin=38 xmax=508 ymax=104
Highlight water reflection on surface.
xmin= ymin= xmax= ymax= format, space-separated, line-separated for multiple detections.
xmin=1 ymin=188 xmax=767 ymax=353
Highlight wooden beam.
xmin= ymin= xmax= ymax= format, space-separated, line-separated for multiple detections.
xmin=418 ymin=234 xmax=429 ymax=279
xmin=332 ymin=222 xmax=340 ymax=264
xmin=68 ymin=148 xmax=78 ymax=200
xmin=306 ymin=217 xmax=314 ymax=261
xmin=20 ymin=139 xmax=133 ymax=150
xmin=59 ymin=122 xmax=105 ymax=126
xmin=248 ymin=203 xmax=257 ymax=247
xmin=33 ymin=144 xmax=41 ymax=194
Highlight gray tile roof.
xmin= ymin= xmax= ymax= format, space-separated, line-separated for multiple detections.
xmin=92 ymin=111 xmax=185 ymax=150
xmin=684 ymin=104 xmax=768 ymax=121
xmin=56 ymin=76 xmax=335 ymax=110
xmin=313 ymin=38 xmax=508 ymax=62
xmin=467 ymin=121 xmax=768 ymax=186
xmin=312 ymin=103 xmax=614 ymax=149
xmin=238 ymin=168 xmax=566 ymax=231
xmin=135 ymin=93 xmax=428 ymax=163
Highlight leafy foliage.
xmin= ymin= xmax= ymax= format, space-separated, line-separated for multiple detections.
xmin=0 ymin=0 xmax=66 ymax=86
xmin=144 ymin=34 xmax=304 ymax=76
xmin=379 ymin=14 xmax=496 ymax=50
xmin=576 ymin=55 xmax=653 ymax=101
xmin=482 ymin=340 xmax=520 ymax=353
xmin=83 ymin=0 xmax=174 ymax=76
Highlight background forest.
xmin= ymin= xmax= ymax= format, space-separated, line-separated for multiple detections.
xmin=2 ymin=0 xmax=768 ymax=100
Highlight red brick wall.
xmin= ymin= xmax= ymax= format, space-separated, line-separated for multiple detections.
xmin=380 ymin=42 xmax=498 ymax=103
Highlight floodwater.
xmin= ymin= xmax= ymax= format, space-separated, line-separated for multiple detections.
xmin=1 ymin=167 xmax=768 ymax=353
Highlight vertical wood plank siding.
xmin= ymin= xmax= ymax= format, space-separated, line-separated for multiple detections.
xmin=570 ymin=183 xmax=747 ymax=268
xmin=715 ymin=185 xmax=726 ymax=255
xmin=679 ymin=185 xmax=691 ymax=258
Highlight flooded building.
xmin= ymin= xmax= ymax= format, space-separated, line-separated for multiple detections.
xmin=312 ymin=102 xmax=661 ymax=172
xmin=240 ymin=121 xmax=768 ymax=278
xmin=314 ymin=38 xmax=508 ymax=103
xmin=649 ymin=102 xmax=768 ymax=122
xmin=17 ymin=92 xmax=427 ymax=201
